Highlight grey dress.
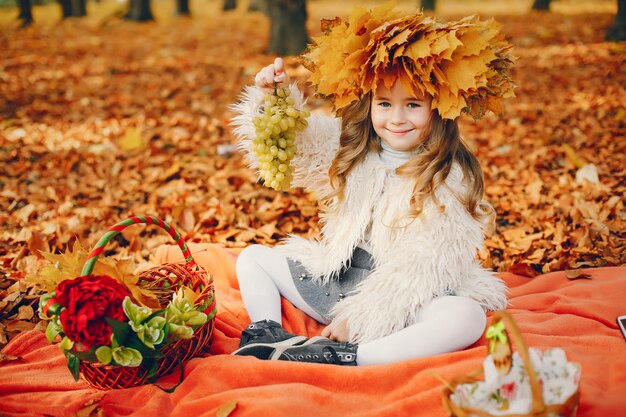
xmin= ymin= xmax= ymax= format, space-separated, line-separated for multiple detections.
xmin=288 ymin=247 xmax=374 ymax=321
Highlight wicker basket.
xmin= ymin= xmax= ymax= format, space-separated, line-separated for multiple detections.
xmin=78 ymin=216 xmax=216 ymax=390
xmin=442 ymin=311 xmax=580 ymax=417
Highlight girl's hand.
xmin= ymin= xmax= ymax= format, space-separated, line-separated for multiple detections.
xmin=254 ymin=57 xmax=290 ymax=91
xmin=321 ymin=318 xmax=350 ymax=343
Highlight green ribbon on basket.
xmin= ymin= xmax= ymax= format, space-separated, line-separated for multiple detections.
xmin=486 ymin=321 xmax=508 ymax=354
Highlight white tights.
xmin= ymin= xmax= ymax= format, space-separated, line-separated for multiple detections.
xmin=236 ymin=244 xmax=487 ymax=366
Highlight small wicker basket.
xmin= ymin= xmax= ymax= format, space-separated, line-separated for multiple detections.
xmin=442 ymin=311 xmax=579 ymax=417
xmin=78 ymin=216 xmax=216 ymax=390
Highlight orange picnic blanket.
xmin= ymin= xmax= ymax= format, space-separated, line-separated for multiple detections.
xmin=1 ymin=243 xmax=625 ymax=417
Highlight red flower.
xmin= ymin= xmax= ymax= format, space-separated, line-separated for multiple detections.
xmin=56 ymin=275 xmax=130 ymax=351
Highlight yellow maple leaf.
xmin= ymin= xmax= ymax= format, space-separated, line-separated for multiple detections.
xmin=27 ymin=240 xmax=89 ymax=291
xmin=442 ymin=54 xmax=490 ymax=94
xmin=440 ymin=31 xmax=463 ymax=60
xmin=124 ymin=275 xmax=161 ymax=309
xmin=405 ymin=37 xmax=431 ymax=60
xmin=96 ymin=256 xmax=160 ymax=308
xmin=430 ymin=31 xmax=453 ymax=56
xmin=176 ymin=285 xmax=199 ymax=305
xmin=28 ymin=240 xmax=159 ymax=308
xmin=457 ymin=18 xmax=500 ymax=55
xmin=435 ymin=86 xmax=465 ymax=119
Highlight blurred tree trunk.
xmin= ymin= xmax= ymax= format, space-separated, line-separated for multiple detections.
xmin=176 ymin=0 xmax=190 ymax=16
xmin=72 ymin=0 xmax=86 ymax=17
xmin=264 ymin=0 xmax=309 ymax=56
xmin=57 ymin=0 xmax=86 ymax=18
xmin=532 ymin=0 xmax=551 ymax=10
xmin=606 ymin=0 xmax=626 ymax=41
xmin=223 ymin=0 xmax=236 ymax=11
xmin=18 ymin=0 xmax=33 ymax=27
xmin=248 ymin=0 xmax=262 ymax=12
xmin=125 ymin=0 xmax=154 ymax=21
xmin=421 ymin=0 xmax=435 ymax=11
xmin=57 ymin=0 xmax=72 ymax=18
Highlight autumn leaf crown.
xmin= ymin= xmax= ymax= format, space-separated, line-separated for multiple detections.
xmin=300 ymin=2 xmax=517 ymax=120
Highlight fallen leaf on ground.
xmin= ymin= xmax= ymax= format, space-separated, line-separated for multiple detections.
xmin=216 ymin=399 xmax=238 ymax=417
xmin=73 ymin=399 xmax=106 ymax=417
xmin=0 ymin=353 xmax=24 ymax=364
xmin=14 ymin=305 xmax=35 ymax=321
xmin=565 ymin=269 xmax=593 ymax=280
xmin=509 ymin=263 xmax=540 ymax=278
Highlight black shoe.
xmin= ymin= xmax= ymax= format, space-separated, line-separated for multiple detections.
xmin=238 ymin=320 xmax=302 ymax=347
xmin=232 ymin=320 xmax=307 ymax=359
xmin=269 ymin=336 xmax=358 ymax=366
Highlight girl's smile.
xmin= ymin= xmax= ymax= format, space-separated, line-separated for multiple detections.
xmin=370 ymin=81 xmax=433 ymax=152
xmin=387 ymin=128 xmax=415 ymax=135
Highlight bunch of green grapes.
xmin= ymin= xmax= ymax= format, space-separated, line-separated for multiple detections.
xmin=251 ymin=87 xmax=310 ymax=190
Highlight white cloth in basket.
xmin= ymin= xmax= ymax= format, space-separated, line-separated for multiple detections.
xmin=450 ymin=348 xmax=580 ymax=416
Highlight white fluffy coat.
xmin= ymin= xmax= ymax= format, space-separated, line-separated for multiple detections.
xmin=231 ymin=85 xmax=507 ymax=343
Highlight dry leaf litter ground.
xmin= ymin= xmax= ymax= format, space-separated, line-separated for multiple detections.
xmin=0 ymin=1 xmax=624 ymax=347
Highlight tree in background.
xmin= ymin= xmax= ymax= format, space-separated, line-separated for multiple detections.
xmin=223 ymin=0 xmax=236 ymax=11
xmin=421 ymin=0 xmax=435 ymax=12
xmin=176 ymin=0 xmax=190 ymax=16
xmin=124 ymin=0 xmax=154 ymax=21
xmin=606 ymin=0 xmax=626 ymax=40
xmin=264 ymin=0 xmax=309 ymax=56
xmin=248 ymin=0 xmax=260 ymax=12
xmin=532 ymin=0 xmax=551 ymax=10
xmin=74 ymin=0 xmax=86 ymax=16
xmin=17 ymin=0 xmax=33 ymax=27
xmin=57 ymin=0 xmax=87 ymax=18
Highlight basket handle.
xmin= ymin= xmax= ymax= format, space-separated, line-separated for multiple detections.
xmin=491 ymin=311 xmax=546 ymax=414
xmin=81 ymin=216 xmax=196 ymax=276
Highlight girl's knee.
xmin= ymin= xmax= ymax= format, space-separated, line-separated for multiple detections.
xmin=238 ymin=244 xmax=265 ymax=258
xmin=460 ymin=298 xmax=486 ymax=332
xmin=236 ymin=245 xmax=265 ymax=282
xmin=424 ymin=296 xmax=486 ymax=336
xmin=451 ymin=297 xmax=486 ymax=342
xmin=236 ymin=245 xmax=285 ymax=288
xmin=453 ymin=296 xmax=485 ymax=317
xmin=236 ymin=244 xmax=266 ymax=269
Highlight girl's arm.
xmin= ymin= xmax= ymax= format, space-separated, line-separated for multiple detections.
xmin=289 ymin=109 xmax=340 ymax=199
xmin=230 ymin=58 xmax=340 ymax=199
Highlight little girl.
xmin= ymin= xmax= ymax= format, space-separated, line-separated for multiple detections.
xmin=230 ymin=5 xmax=515 ymax=366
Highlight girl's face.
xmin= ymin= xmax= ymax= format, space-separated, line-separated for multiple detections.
xmin=370 ymin=81 xmax=433 ymax=152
